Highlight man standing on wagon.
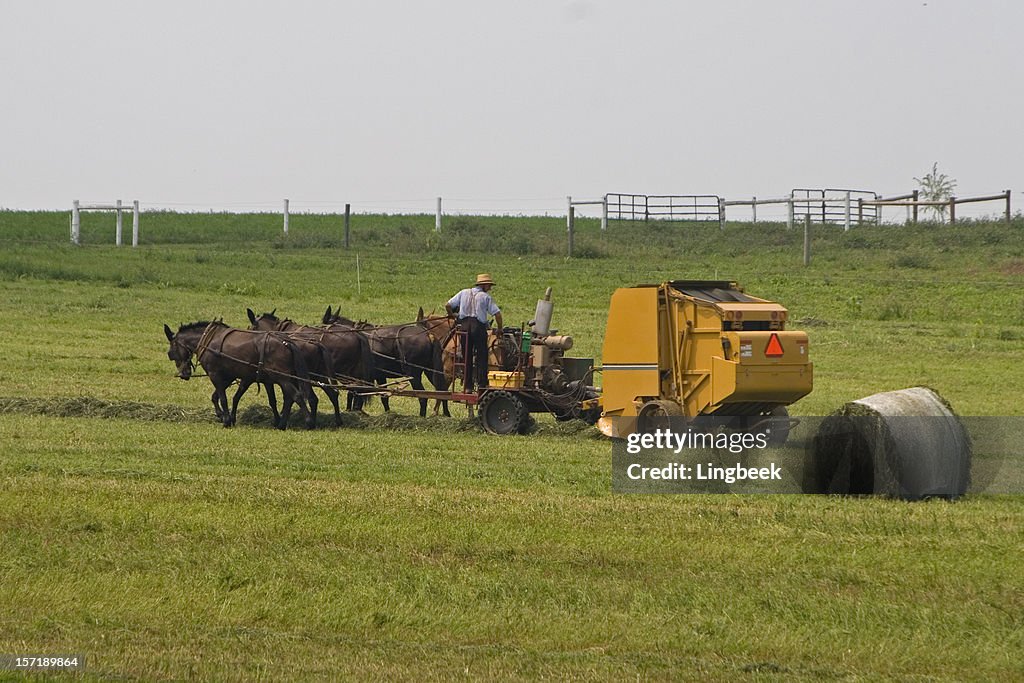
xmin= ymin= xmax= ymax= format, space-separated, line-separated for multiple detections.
xmin=446 ymin=273 xmax=503 ymax=392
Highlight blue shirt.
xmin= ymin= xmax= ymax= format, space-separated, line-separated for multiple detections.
xmin=448 ymin=286 xmax=500 ymax=324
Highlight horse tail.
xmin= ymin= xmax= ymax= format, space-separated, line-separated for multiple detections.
xmin=317 ymin=343 xmax=335 ymax=386
xmin=357 ymin=330 xmax=376 ymax=386
xmin=349 ymin=330 xmax=376 ymax=409
xmin=283 ymin=337 xmax=311 ymax=386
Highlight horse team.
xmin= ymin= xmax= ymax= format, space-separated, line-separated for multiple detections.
xmin=163 ymin=306 xmax=457 ymax=429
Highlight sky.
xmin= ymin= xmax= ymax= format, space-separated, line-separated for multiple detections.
xmin=1 ymin=0 xmax=1021 ymax=220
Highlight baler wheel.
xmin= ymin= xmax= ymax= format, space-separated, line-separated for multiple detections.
xmin=637 ymin=399 xmax=683 ymax=433
xmin=765 ymin=405 xmax=792 ymax=446
xmin=479 ymin=390 xmax=528 ymax=435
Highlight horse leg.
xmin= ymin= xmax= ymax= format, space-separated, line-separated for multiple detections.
xmin=430 ymin=367 xmax=451 ymax=418
xmin=212 ymin=378 xmax=231 ymax=427
xmin=304 ymin=382 xmax=318 ymax=430
xmin=211 ymin=389 xmax=223 ymax=420
xmin=264 ymin=382 xmax=281 ymax=428
xmin=323 ymin=385 xmax=342 ymax=427
xmin=229 ymin=378 xmax=254 ymax=427
xmin=278 ymin=383 xmax=294 ymax=430
xmin=410 ymin=372 xmax=428 ymax=418
xmin=430 ymin=398 xmax=451 ymax=417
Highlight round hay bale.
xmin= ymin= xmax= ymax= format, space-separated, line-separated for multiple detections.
xmin=807 ymin=387 xmax=971 ymax=500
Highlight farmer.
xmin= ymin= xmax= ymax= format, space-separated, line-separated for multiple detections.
xmin=446 ymin=273 xmax=503 ymax=392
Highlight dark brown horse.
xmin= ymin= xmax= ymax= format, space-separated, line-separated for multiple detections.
xmin=323 ymin=305 xmax=453 ymax=417
xmin=246 ymin=308 xmax=373 ymax=427
xmin=164 ymin=321 xmax=314 ymax=429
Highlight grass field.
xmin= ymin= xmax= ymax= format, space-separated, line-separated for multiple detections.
xmin=1 ymin=210 xmax=1022 ymax=680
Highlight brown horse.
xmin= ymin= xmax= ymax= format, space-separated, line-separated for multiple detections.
xmin=164 ymin=321 xmax=314 ymax=429
xmin=323 ymin=306 xmax=453 ymax=417
xmin=246 ymin=308 xmax=373 ymax=427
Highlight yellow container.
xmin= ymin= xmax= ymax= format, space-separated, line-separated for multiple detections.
xmin=488 ymin=370 xmax=525 ymax=389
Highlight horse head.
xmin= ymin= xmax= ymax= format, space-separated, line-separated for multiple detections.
xmin=164 ymin=322 xmax=198 ymax=380
xmin=323 ymin=306 xmax=364 ymax=329
xmin=248 ymin=308 xmax=283 ymax=331
xmin=419 ymin=314 xmax=455 ymax=344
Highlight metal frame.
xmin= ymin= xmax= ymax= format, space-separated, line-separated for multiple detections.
xmin=605 ymin=192 xmax=724 ymax=225
xmin=790 ymin=188 xmax=878 ymax=226
xmin=71 ymin=199 xmax=140 ymax=246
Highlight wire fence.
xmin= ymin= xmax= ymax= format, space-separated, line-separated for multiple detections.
xmin=2 ymin=186 xmax=1017 ymax=250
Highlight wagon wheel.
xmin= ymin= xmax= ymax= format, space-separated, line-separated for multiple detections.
xmin=478 ymin=390 xmax=528 ymax=435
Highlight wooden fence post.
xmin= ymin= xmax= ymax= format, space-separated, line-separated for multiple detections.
xmin=132 ymin=200 xmax=140 ymax=247
xmin=912 ymin=190 xmax=919 ymax=224
xmin=1006 ymin=190 xmax=1012 ymax=225
xmin=803 ymin=215 xmax=811 ymax=266
xmin=71 ymin=199 xmax=81 ymax=245
xmin=949 ymin=197 xmax=956 ymax=225
xmin=344 ymin=203 xmax=351 ymax=249
xmin=568 ymin=206 xmax=575 ymax=258
xmin=115 ymin=199 xmax=123 ymax=246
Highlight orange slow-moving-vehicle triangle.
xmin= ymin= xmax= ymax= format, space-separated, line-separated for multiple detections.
xmin=765 ymin=333 xmax=784 ymax=357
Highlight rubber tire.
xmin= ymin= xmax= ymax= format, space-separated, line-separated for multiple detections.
xmin=479 ymin=390 xmax=529 ymax=435
xmin=637 ymin=399 xmax=683 ymax=434
xmin=765 ymin=405 xmax=791 ymax=447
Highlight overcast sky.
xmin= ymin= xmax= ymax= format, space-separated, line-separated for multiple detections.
xmin=2 ymin=1 xmax=1020 ymax=218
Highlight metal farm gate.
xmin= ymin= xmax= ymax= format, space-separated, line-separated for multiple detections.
xmin=791 ymin=188 xmax=879 ymax=225
xmin=605 ymin=193 xmax=723 ymax=225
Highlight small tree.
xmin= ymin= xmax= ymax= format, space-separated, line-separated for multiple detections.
xmin=914 ymin=162 xmax=957 ymax=221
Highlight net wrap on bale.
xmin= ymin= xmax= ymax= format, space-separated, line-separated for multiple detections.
xmin=808 ymin=387 xmax=971 ymax=499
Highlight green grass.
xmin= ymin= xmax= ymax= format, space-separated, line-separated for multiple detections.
xmin=0 ymin=211 xmax=1022 ymax=680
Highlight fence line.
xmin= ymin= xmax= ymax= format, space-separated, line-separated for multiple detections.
xmin=859 ymin=190 xmax=1011 ymax=225
xmin=67 ymin=189 xmax=1016 ymax=246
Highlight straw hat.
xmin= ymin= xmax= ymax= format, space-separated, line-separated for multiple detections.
xmin=475 ymin=273 xmax=495 ymax=286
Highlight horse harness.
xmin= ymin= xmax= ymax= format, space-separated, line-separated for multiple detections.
xmin=194 ymin=322 xmax=296 ymax=382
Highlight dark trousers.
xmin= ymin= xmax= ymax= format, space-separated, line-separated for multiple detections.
xmin=459 ymin=317 xmax=489 ymax=391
